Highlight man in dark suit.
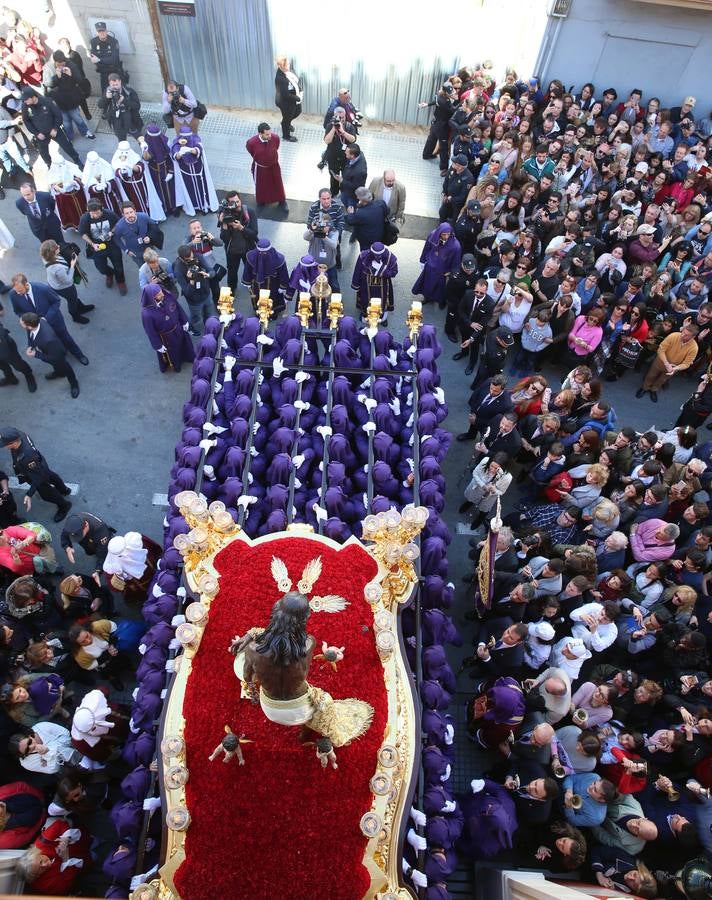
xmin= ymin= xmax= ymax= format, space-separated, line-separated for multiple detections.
xmin=472 ymin=620 xmax=528 ymax=679
xmin=0 ymin=304 xmax=36 ymax=392
xmin=344 ymin=188 xmax=386 ymax=250
xmin=9 ymin=274 xmax=88 ymax=366
xmin=15 ymin=183 xmax=63 ymax=244
xmin=19 ymin=313 xmax=79 ymax=399
xmin=338 ymin=143 xmax=367 ymax=209
xmin=458 ymin=374 xmax=512 ymax=442
xmin=475 ymin=412 xmax=522 ymax=460
xmin=504 ymin=761 xmax=559 ymax=825
xmin=453 ymin=278 xmax=495 ymax=369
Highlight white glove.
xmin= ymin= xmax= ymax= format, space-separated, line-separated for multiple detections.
xmin=433 ymin=387 xmax=445 ymax=403
xmin=405 ymin=393 xmax=414 ymax=407
xmin=213 ymin=382 xmax=222 ymax=393
xmin=176 ymin=587 xmax=187 ymax=599
xmin=218 ymin=313 xmax=234 ymax=325
xmin=293 ymin=454 xmax=305 ymax=469
xmin=199 ymin=439 xmax=217 ymax=452
xmin=471 ymin=779 xmax=485 ymax=794
xmin=138 ymin=643 xmax=147 ymax=656
xmin=250 ymin=446 xmax=258 ymax=457
xmin=168 ymin=638 xmax=181 ymax=651
xmin=407 ymin=828 xmax=427 ymax=851
xmin=410 ymin=807 xmax=427 ymax=828
xmin=388 ymin=349 xmax=398 ymax=366
xmin=252 ymin=422 xmax=261 ymax=435
xmin=220 ymin=338 xmax=228 ymax=349
xmin=359 ymin=378 xmax=371 ymax=389
xmin=312 ymin=503 xmax=327 ymax=522
xmin=441 ymin=763 xmax=451 ymax=782
xmin=171 ymin=613 xmax=186 ymax=625
xmin=406 ymin=344 xmax=416 ymax=358
xmin=247 ymin=472 xmax=254 ymax=484
xmin=212 ymin=400 xmax=219 ymax=416
xmin=316 ymin=426 xmax=333 ymax=438
xmin=363 ymin=397 xmax=377 ymax=412
xmin=445 ymin=724 xmax=454 ymax=745
xmin=272 ymin=356 xmax=287 ymax=377
xmin=142 ymin=797 xmax=162 ymax=812
xmin=411 ymin=869 xmax=428 ymax=888
xmin=442 ymin=799 xmax=456 ymax=813
xmin=165 ymin=659 xmax=176 ymax=672
xmin=60 ymin=858 xmax=84 ymax=873
xmin=294 ymin=477 xmax=302 ymax=488
xmin=295 ymin=370 xmax=309 ymax=383
xmin=389 ymin=398 xmax=401 ymax=416
xmin=63 ymin=828 xmax=82 ymax=844
xmin=406 ymin=457 xmax=414 ymax=471
xmin=363 ymin=493 xmax=369 ymax=510
xmin=406 ymin=413 xmax=415 ymax=428
xmin=294 ymin=400 xmax=309 ymax=411
xmin=362 ymin=464 xmax=369 ymax=474
xmin=362 ymin=421 xmax=376 ymax=434
xmin=203 ymin=422 xmax=226 ymax=435
xmin=158 ymin=344 xmax=167 ymax=352
xmin=256 ymin=334 xmax=274 ymax=345
xmin=152 ymin=584 xmax=164 ymax=598
xmin=202 ymin=465 xmax=215 ymax=480
xmin=237 ymin=495 xmax=258 ymax=508
xmin=132 ymin=687 xmax=139 ymax=700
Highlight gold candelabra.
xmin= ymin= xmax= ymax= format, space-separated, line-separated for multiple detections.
xmin=328 ymin=293 xmax=344 ymax=329
xmin=405 ymin=300 xmax=423 ymax=340
xmin=256 ymin=289 xmax=273 ymax=326
xmin=217 ymin=286 xmax=235 ymax=318
xmin=311 ymin=265 xmax=332 ymax=321
xmin=297 ymin=291 xmax=312 ymax=327
xmin=366 ymin=298 xmax=382 ymax=329
xmin=361 ymin=505 xmax=429 ymax=604
xmin=172 ymin=493 xmax=239 ymax=578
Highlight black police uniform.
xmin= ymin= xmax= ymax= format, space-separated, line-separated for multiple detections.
xmin=3 ymin=428 xmax=71 ymax=516
xmin=454 ymin=211 xmax=484 ymax=255
xmin=89 ymin=32 xmax=123 ymax=92
xmin=439 ymin=167 xmax=474 ymax=223
xmin=60 ymin=512 xmax=116 ymax=574
xmin=0 ymin=314 xmax=35 ymax=390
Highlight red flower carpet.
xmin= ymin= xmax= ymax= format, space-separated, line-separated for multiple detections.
xmin=174 ymin=536 xmax=386 ymax=900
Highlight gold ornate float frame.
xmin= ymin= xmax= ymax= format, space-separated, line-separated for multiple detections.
xmin=132 ymin=499 xmax=425 ymax=900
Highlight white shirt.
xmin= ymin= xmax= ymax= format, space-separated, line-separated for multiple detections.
xmin=570 ymin=602 xmax=618 ymax=652
xmin=382 ymin=185 xmax=393 ymax=207
xmin=20 ymin=721 xmax=75 ymax=774
xmin=550 ymin=639 xmax=591 ymax=681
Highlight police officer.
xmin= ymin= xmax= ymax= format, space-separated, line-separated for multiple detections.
xmin=60 ymin=512 xmax=116 ymax=581
xmin=439 ymin=153 xmax=474 ymax=223
xmin=88 ymin=22 xmax=124 ymax=93
xmin=0 ymin=305 xmax=37 ymax=392
xmin=0 ymin=427 xmax=71 ymax=521
xmin=443 ymin=253 xmax=479 ymax=342
xmin=454 ymin=198 xmax=484 ymax=255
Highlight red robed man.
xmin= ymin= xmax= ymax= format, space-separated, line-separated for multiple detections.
xmin=245 ymin=122 xmax=288 ymax=212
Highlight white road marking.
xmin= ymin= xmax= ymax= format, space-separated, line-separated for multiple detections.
xmin=9 ymin=477 xmax=79 ymax=495
xmin=152 ymin=493 xmax=169 ymax=507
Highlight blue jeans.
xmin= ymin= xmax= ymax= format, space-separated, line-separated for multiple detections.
xmin=0 ymin=140 xmax=28 ymax=172
xmin=61 ymin=107 xmax=88 ymax=139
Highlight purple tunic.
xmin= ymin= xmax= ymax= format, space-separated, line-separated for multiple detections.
xmin=143 ymin=125 xmax=179 ymax=214
xmin=170 ymin=127 xmax=215 ymax=213
xmin=242 ymin=239 xmax=290 ymax=314
xmin=350 ymin=243 xmax=399 ymax=313
xmin=412 ymin=224 xmax=462 ymax=305
xmin=141 ymin=284 xmax=195 ymax=372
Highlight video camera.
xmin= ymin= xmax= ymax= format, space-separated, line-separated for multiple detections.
xmin=311 ymin=212 xmax=332 ymax=236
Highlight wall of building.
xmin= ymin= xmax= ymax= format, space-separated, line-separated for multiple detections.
xmin=537 ymin=0 xmax=712 ymax=112
xmin=46 ymin=0 xmax=163 ymax=99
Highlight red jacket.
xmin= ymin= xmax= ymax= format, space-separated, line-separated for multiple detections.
xmin=30 ymin=819 xmax=92 ymax=895
xmin=0 ymin=524 xmax=40 ymax=575
xmin=0 ymin=781 xmax=45 ymax=848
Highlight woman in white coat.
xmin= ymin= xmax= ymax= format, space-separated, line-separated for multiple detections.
xmin=459 ymin=451 xmax=512 ymax=529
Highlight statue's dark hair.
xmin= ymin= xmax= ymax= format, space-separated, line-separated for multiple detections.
xmin=254 ymin=592 xmax=311 ymax=666
xmin=222 ymin=734 xmax=239 ymax=751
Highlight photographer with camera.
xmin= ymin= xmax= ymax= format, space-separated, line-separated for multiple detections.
xmin=217 ymin=191 xmax=258 ymax=293
xmin=186 ymin=219 xmax=224 ymax=302
xmin=303 ymin=212 xmax=339 ymax=291
xmin=44 ymin=51 xmax=94 ymax=142
xmin=323 ymin=88 xmax=363 ymax=134
xmin=323 ymin=107 xmax=357 ymax=197
xmin=162 ymin=79 xmax=199 ymax=134
xmin=174 ymin=244 xmax=216 ymax=336
xmin=97 ymin=73 xmax=142 ymax=143
xmin=78 ymin=200 xmax=127 ymax=295
xmin=307 ymin=189 xmax=345 ymax=268
xmin=138 ymin=248 xmax=176 ymax=295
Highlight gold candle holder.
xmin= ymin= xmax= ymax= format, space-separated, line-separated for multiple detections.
xmin=256 ymin=291 xmax=273 ymax=325
xmin=217 ymin=286 xmax=234 ymax=317
xmin=406 ymin=300 xmax=423 ymax=339
xmin=366 ymin=298 xmax=382 ymax=329
xmin=328 ymin=293 xmax=343 ymax=329
xmin=297 ymin=292 xmax=312 ymax=327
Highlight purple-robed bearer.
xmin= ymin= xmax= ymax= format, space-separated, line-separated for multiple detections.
xmin=287 ymin=254 xmax=319 ymax=303
xmin=139 ymin=123 xmax=190 ymax=216
xmin=241 ymin=238 xmax=290 ymax=315
xmin=140 ymin=283 xmax=196 ymax=372
xmin=412 ymin=223 xmax=462 ymax=307
xmin=170 ymin=126 xmax=219 ymax=215
xmin=350 ymin=241 xmax=398 ymax=321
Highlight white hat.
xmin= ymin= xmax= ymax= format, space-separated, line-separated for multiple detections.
xmin=530 ymin=622 xmax=555 ymax=641
xmin=566 ymin=638 xmax=588 ymax=658
xmin=635 ymin=161 xmax=649 ymax=173
xmin=71 ymin=689 xmax=114 ymax=746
